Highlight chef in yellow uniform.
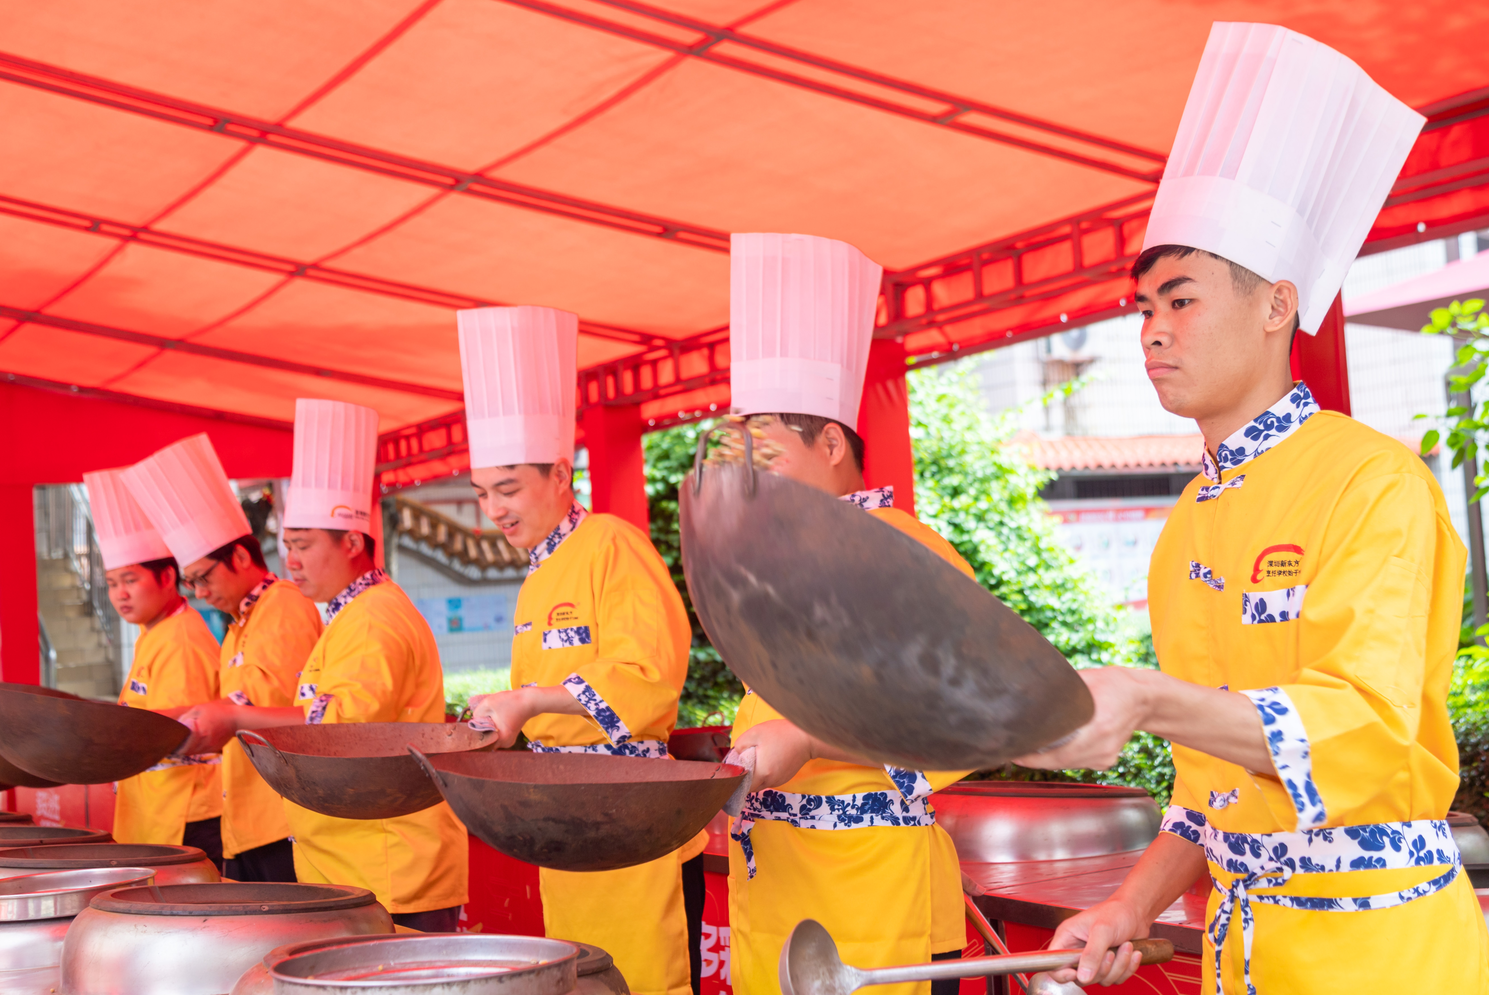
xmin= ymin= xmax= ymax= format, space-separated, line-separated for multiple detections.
xmin=722 ymin=233 xmax=973 ymax=995
xmin=460 ymin=306 xmax=697 ymax=995
xmin=85 ymin=467 xmax=222 ymax=863
xmin=1016 ymin=23 xmax=1489 ymax=994
xmin=124 ymin=433 xmax=322 ymax=882
xmin=178 ymin=399 xmax=468 ymax=929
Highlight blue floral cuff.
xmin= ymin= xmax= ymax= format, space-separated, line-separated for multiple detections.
xmin=1160 ymin=804 xmax=1206 ymax=845
xmin=226 ymin=690 xmax=252 ymax=707
xmin=561 ymin=674 xmax=632 ymax=745
xmin=305 ymin=693 xmax=334 ymax=725
xmin=1242 ymin=686 xmax=1326 ymax=829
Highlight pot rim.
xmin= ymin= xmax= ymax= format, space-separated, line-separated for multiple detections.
xmin=90 ymin=882 xmax=377 ymax=917
xmin=0 ymin=843 xmax=207 ymax=868
xmin=933 ymin=782 xmax=1153 ymax=799
xmin=269 ymin=933 xmax=581 ymax=989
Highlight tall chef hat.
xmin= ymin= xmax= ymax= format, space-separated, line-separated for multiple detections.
xmin=83 ymin=468 xmax=172 ymax=571
xmin=1143 ymin=22 xmax=1425 ymax=334
xmin=457 ymin=306 xmax=578 ymax=469
xmin=283 ymin=399 xmax=380 ymax=533
xmin=122 ymin=434 xmax=251 ymax=567
xmin=730 ymin=233 xmax=883 ymax=425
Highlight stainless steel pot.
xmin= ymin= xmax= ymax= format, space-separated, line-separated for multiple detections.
xmin=232 ymin=937 xmax=628 ymax=995
xmin=1449 ymin=810 xmax=1489 ymax=887
xmin=0 ymin=826 xmax=111 ymax=847
xmin=0 ymin=843 xmax=220 ymax=883
xmin=931 ymin=782 xmax=1161 ymax=862
xmin=0 ymin=867 xmax=155 ymax=995
xmin=61 ymin=882 xmax=393 ymax=995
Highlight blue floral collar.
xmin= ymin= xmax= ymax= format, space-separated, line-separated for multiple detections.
xmin=1202 ymin=383 xmax=1320 ymax=483
xmin=237 ymin=572 xmax=278 ymax=621
xmin=528 ymin=501 xmax=588 ymax=575
xmin=839 ymin=485 xmax=895 ymax=511
xmin=325 ymin=568 xmax=387 ymax=624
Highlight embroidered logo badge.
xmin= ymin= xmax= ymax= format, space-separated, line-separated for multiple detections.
xmin=1251 ymin=544 xmax=1304 ymax=583
xmin=548 ymin=603 xmax=581 ymax=627
xmin=128 ymin=678 xmax=147 ymax=695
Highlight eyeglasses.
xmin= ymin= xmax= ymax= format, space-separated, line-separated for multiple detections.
xmin=181 ymin=560 xmax=223 ymax=591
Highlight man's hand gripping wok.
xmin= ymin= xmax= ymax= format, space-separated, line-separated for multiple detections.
xmin=1011 ymin=666 xmax=1273 ymax=986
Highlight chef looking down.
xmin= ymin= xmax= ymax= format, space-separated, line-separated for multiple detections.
xmin=124 ymin=433 xmax=322 ymax=883
xmin=84 ymin=467 xmax=223 ymax=864
xmin=1014 ymin=23 xmax=1489 ymax=993
xmin=459 ymin=306 xmax=700 ymax=995
xmin=721 ymin=233 xmax=973 ymax=995
xmin=177 ymin=399 xmax=468 ymax=930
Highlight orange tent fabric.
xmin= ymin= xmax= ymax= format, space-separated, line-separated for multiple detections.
xmin=1 ymin=0 xmax=1486 ymax=483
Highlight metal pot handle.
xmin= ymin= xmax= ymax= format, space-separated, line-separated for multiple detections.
xmin=692 ymin=422 xmax=757 ymax=497
xmin=406 ymin=745 xmax=446 ymax=789
xmin=235 ymin=730 xmax=287 ymax=767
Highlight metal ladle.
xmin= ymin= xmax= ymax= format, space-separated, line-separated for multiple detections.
xmin=779 ymin=919 xmax=1173 ymax=995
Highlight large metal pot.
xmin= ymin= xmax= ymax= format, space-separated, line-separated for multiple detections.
xmin=0 ymin=867 xmax=155 ymax=995
xmin=60 ymin=882 xmax=394 ymax=995
xmin=246 ymin=934 xmax=627 ymax=995
xmin=931 ymin=782 xmax=1161 ymax=862
xmin=0 ymin=843 xmax=220 ymax=883
xmin=0 ymin=826 xmax=111 ymax=847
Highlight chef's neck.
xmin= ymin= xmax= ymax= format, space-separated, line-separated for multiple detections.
xmin=141 ymin=591 xmax=185 ymax=631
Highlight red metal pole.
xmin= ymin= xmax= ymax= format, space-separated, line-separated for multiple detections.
xmin=0 ymin=482 xmax=39 ymax=685
xmin=857 ymin=338 xmax=917 ymax=517
xmin=580 ymin=402 xmax=650 ymax=531
xmin=1290 ymin=293 xmax=1351 ymax=415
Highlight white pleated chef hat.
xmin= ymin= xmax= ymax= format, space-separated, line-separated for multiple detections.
xmin=83 ymin=467 xmax=173 ymax=571
xmin=283 ymin=399 xmax=380 ymax=533
xmin=122 ymin=434 xmax=251 ymax=567
xmin=1143 ymin=22 xmax=1425 ymax=334
xmin=457 ymin=306 xmax=578 ymax=469
xmin=730 ymin=233 xmax=883 ymax=425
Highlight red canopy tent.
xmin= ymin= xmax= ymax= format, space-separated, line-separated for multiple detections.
xmin=2 ymin=0 xmax=1488 ymax=683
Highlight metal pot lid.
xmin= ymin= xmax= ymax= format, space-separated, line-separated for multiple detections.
xmin=679 ymin=456 xmax=1093 ymax=771
xmin=90 ymin=881 xmax=377 ymax=916
xmin=1448 ymin=811 xmax=1483 ymax=828
xmin=270 ymin=933 xmax=580 ymax=992
xmin=0 ymin=866 xmax=154 ymax=921
xmin=0 ymin=843 xmax=206 ymax=867
xmin=935 ymin=782 xmax=1152 ymax=798
xmin=0 ymin=826 xmax=111 ymax=847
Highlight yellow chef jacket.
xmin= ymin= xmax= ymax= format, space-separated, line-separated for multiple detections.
xmin=510 ymin=505 xmax=695 ymax=995
xmin=728 ymin=489 xmax=975 ymax=995
xmin=219 ymin=575 xmax=323 ymax=859
xmin=285 ymin=573 xmax=469 ymax=915
xmin=115 ymin=602 xmax=223 ymax=845
xmin=1149 ymin=384 xmax=1489 ymax=994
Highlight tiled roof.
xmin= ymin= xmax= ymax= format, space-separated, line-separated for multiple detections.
xmin=1013 ymin=433 xmax=1204 ymax=471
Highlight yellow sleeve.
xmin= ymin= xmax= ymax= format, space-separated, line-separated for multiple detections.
xmin=237 ymin=588 xmax=323 ymax=708
xmin=1244 ymin=470 xmax=1463 ymax=830
xmin=561 ymin=525 xmax=689 ymax=745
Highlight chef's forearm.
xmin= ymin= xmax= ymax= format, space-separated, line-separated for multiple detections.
xmin=232 ymin=706 xmax=312 ymax=730
xmin=1133 ymin=669 xmax=1273 ymax=773
xmin=520 ymin=685 xmax=587 ymax=718
xmin=1109 ymin=831 xmax=1207 ymax=924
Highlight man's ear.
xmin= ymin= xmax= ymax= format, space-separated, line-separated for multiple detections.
xmin=551 ymin=458 xmax=574 ymax=489
xmin=344 ymin=531 xmax=367 ymax=558
xmin=1265 ymin=280 xmax=1299 ymax=335
xmin=819 ymin=422 xmax=849 ymax=469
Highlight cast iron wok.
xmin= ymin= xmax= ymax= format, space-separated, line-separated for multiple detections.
xmin=679 ymin=430 xmax=1093 ymax=771
xmin=412 ymin=749 xmax=744 ymax=871
xmin=237 ymin=723 xmax=497 ymax=820
xmin=0 ymin=684 xmax=188 ymax=784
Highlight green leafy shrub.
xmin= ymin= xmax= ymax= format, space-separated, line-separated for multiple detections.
xmin=443 ymin=668 xmax=510 ymax=717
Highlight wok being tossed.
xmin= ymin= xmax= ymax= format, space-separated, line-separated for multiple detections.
xmin=679 ymin=425 xmax=1092 ymax=771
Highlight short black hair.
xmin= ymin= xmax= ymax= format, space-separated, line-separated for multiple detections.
xmin=323 ymin=530 xmax=377 ymax=561
xmin=203 ymin=535 xmax=267 ymax=572
xmin=752 ymin=413 xmax=866 ymax=471
xmin=138 ymin=557 xmax=180 ymax=589
xmin=1132 ymin=244 xmax=1300 ymax=334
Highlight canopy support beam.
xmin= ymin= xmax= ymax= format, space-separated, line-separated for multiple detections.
xmin=581 ymin=402 xmax=649 ymax=530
